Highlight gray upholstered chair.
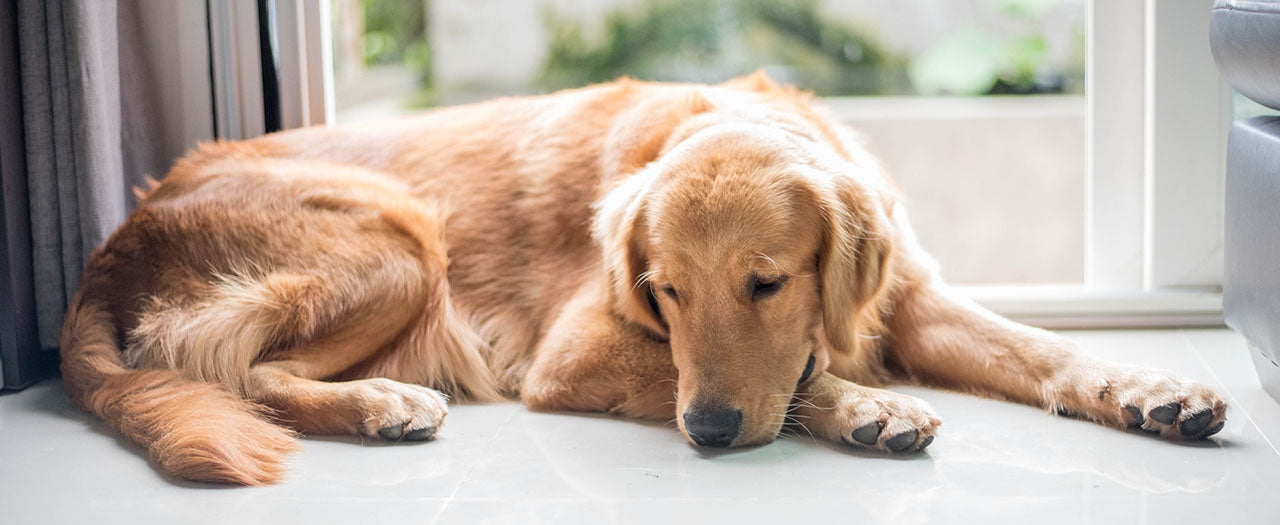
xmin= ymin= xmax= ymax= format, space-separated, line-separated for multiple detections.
xmin=1212 ymin=0 xmax=1280 ymax=402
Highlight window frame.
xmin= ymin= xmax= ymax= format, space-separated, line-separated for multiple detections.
xmin=270 ymin=0 xmax=335 ymax=128
xmin=1015 ymin=0 xmax=1227 ymax=327
xmin=965 ymin=0 xmax=1228 ymax=328
xmin=207 ymin=0 xmax=266 ymax=139
xmin=858 ymin=0 xmax=1227 ymax=327
xmin=207 ymin=0 xmax=333 ymax=139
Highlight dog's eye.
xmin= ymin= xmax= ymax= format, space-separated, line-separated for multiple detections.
xmin=661 ymin=285 xmax=679 ymax=302
xmin=751 ymin=275 xmax=787 ymax=300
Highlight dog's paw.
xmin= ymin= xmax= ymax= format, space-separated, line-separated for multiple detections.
xmin=828 ymin=388 xmax=941 ymax=453
xmin=1061 ymin=366 xmax=1227 ymax=440
xmin=1111 ymin=369 xmax=1226 ymax=440
xmin=351 ymin=378 xmax=449 ymax=441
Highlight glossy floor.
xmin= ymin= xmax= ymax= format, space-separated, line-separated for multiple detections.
xmin=2 ymin=329 xmax=1278 ymax=524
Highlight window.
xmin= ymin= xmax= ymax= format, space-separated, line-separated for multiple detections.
xmin=249 ymin=0 xmax=1228 ymax=327
xmin=328 ymin=0 xmax=1088 ymax=287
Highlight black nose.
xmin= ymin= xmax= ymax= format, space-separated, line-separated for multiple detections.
xmin=683 ymin=407 xmax=743 ymax=448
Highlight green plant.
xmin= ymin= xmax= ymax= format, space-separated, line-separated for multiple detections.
xmin=362 ymin=0 xmax=432 ymax=87
xmin=540 ymin=0 xmax=906 ymax=96
xmin=910 ymin=0 xmax=1083 ymax=95
xmin=542 ymin=0 xmax=723 ymax=87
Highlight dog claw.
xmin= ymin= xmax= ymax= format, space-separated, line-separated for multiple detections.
xmin=1180 ymin=410 xmax=1213 ymax=437
xmin=377 ymin=423 xmax=405 ymax=440
xmin=405 ymin=426 xmax=436 ymax=441
xmin=851 ymin=422 xmax=881 ymax=445
xmin=1124 ymin=405 xmax=1144 ymax=427
xmin=916 ymin=435 xmax=935 ymax=451
xmin=1149 ymin=402 xmax=1180 ymax=425
xmin=885 ymin=430 xmax=918 ymax=452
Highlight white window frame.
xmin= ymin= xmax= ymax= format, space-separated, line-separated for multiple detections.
xmin=271 ymin=0 xmax=335 ymax=128
xmin=208 ymin=0 xmax=334 ymax=139
xmin=208 ymin=0 xmax=266 ymax=140
xmin=963 ymin=0 xmax=1228 ymax=328
xmin=254 ymin=0 xmax=1227 ymax=328
xmin=971 ymin=0 xmax=1227 ymax=328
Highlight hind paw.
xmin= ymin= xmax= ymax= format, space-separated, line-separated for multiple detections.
xmin=352 ymin=378 xmax=449 ymax=442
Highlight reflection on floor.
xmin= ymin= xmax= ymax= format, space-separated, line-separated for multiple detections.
xmin=2 ymin=329 xmax=1278 ymax=524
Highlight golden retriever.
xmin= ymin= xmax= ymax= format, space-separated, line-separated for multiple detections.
xmin=59 ymin=73 xmax=1227 ymax=485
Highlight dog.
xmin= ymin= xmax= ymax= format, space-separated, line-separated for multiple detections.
xmin=59 ymin=73 xmax=1227 ymax=485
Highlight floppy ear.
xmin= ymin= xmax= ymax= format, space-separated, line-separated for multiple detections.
xmin=817 ymin=176 xmax=894 ymax=356
xmin=592 ymin=170 xmax=668 ymax=338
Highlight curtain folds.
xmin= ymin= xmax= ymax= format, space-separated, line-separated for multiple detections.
xmin=17 ymin=0 xmax=128 ymax=352
xmin=2 ymin=0 xmax=223 ymax=389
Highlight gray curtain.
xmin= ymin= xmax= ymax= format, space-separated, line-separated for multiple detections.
xmin=18 ymin=0 xmax=134 ymax=351
xmin=1 ymin=0 xmax=39 ymax=389
xmin=1 ymin=0 xmax=193 ymax=389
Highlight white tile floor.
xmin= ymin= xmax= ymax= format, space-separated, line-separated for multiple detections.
xmin=2 ymin=329 xmax=1278 ymax=524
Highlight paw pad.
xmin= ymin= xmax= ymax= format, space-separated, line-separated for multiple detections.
xmin=1124 ymin=405 xmax=1144 ymax=427
xmin=851 ymin=422 xmax=882 ymax=446
xmin=405 ymin=426 xmax=437 ymax=441
xmin=377 ymin=424 xmax=405 ymax=440
xmin=1179 ymin=409 xmax=1213 ymax=437
xmin=885 ymin=429 xmax=918 ymax=452
xmin=1202 ymin=421 xmax=1225 ymax=438
xmin=1148 ymin=402 xmax=1180 ymax=425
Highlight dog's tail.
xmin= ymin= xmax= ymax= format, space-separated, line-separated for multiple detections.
xmin=59 ymin=293 xmax=299 ymax=485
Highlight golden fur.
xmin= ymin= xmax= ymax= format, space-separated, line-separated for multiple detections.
xmin=60 ymin=73 xmax=1227 ymax=485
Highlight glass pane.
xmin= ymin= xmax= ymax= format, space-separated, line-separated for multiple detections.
xmin=330 ymin=0 xmax=1087 ymax=285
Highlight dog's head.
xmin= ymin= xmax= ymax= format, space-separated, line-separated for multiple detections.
xmin=594 ymin=82 xmax=895 ymax=448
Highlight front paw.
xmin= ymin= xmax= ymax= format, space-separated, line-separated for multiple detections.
xmin=1118 ymin=373 xmax=1226 ymax=440
xmin=817 ymin=387 xmax=942 ymax=453
xmin=1063 ymin=367 xmax=1227 ymax=440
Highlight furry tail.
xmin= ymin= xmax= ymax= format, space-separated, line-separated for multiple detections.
xmin=59 ymin=295 xmax=299 ymax=485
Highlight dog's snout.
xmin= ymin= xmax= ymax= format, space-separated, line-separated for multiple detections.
xmin=683 ymin=406 xmax=743 ymax=448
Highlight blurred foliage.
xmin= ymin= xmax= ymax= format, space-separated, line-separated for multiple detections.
xmin=361 ymin=0 xmax=431 ymax=87
xmin=541 ymin=0 xmax=910 ymax=96
xmin=997 ymin=0 xmax=1067 ymax=17
xmin=346 ymin=0 xmax=1083 ymax=106
xmin=544 ymin=0 xmax=1082 ymax=96
xmin=911 ymin=0 xmax=1083 ymax=95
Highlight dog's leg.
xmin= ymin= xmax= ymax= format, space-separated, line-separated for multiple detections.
xmin=520 ymin=286 xmax=678 ymax=421
xmin=241 ymin=258 xmax=455 ymax=441
xmin=248 ymin=358 xmax=449 ymax=442
xmin=790 ymin=372 xmax=941 ymax=453
xmin=884 ymin=280 xmax=1227 ymax=439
